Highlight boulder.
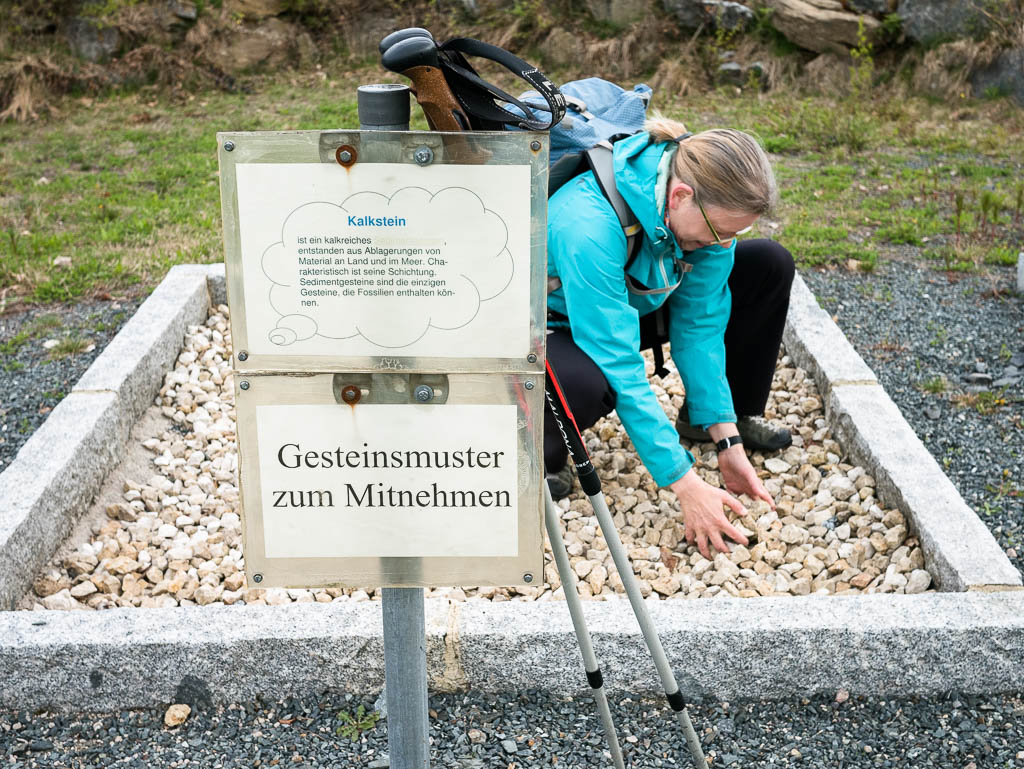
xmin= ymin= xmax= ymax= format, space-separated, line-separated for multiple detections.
xmin=899 ymin=0 xmax=993 ymax=45
xmin=662 ymin=0 xmax=755 ymax=31
xmin=844 ymin=0 xmax=891 ymax=12
xmin=971 ymin=47 xmax=1024 ymax=107
xmin=338 ymin=13 xmax=401 ymax=59
xmin=63 ymin=17 xmax=121 ymax=62
xmin=585 ymin=0 xmax=650 ymax=25
xmin=168 ymin=0 xmax=199 ymax=21
xmin=762 ymin=0 xmax=882 ymax=53
xmin=539 ymin=27 xmax=587 ymax=69
xmin=801 ymin=51 xmax=853 ymax=92
xmin=224 ymin=0 xmax=285 ymax=19
xmin=202 ymin=17 xmax=311 ymax=73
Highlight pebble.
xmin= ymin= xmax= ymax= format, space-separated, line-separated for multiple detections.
xmin=163 ymin=703 xmax=191 ymax=727
xmin=22 ymin=312 xmax=927 ymax=611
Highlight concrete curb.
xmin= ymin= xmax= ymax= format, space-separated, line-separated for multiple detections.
xmin=3 ymin=592 xmax=1024 ymax=710
xmin=0 ymin=264 xmax=222 ymax=611
xmin=1 ymin=266 xmax=1021 ymax=710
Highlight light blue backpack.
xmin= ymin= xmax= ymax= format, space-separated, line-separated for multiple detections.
xmin=511 ymin=77 xmax=655 ymax=283
xmin=516 ymin=77 xmax=653 ymax=166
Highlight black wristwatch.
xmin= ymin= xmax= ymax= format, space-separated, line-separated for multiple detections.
xmin=715 ymin=434 xmax=743 ymax=452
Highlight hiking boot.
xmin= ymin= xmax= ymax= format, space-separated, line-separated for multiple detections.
xmin=675 ymin=402 xmax=792 ymax=451
xmin=736 ymin=415 xmax=792 ymax=452
xmin=546 ymin=464 xmax=574 ymax=501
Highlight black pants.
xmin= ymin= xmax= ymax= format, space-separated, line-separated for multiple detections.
xmin=544 ymin=238 xmax=795 ymax=473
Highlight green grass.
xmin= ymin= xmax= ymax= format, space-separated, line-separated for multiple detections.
xmin=47 ymin=335 xmax=94 ymax=359
xmin=920 ymin=375 xmax=948 ymax=394
xmin=1 ymin=68 xmax=1023 ymax=305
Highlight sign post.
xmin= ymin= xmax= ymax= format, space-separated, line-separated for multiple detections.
xmin=217 ymin=84 xmax=549 ymax=769
xmin=362 ymin=83 xmax=429 ymax=769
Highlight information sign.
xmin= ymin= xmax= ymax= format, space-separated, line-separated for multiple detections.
xmin=218 ymin=130 xmax=547 ymax=588
xmin=219 ymin=131 xmax=548 ymax=374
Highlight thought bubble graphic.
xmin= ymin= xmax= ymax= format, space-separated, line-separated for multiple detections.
xmin=260 ymin=187 xmax=514 ymax=349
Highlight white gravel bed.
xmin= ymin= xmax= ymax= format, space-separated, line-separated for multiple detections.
xmin=22 ymin=306 xmax=930 ymax=611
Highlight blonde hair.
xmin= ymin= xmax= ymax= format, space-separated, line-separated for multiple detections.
xmin=645 ymin=115 xmax=778 ymax=216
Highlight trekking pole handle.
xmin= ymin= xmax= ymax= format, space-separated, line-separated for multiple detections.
xmin=401 ymin=66 xmax=468 ymax=131
xmin=544 ymin=360 xmax=602 ymax=497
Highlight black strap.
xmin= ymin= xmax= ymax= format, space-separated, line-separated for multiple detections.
xmin=715 ymin=434 xmax=743 ymax=452
xmin=638 ymin=304 xmax=671 ymax=378
xmin=436 ymin=37 xmax=565 ymax=131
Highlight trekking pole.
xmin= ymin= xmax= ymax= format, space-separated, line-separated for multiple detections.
xmin=544 ymin=360 xmax=709 ymax=769
xmin=543 ymin=481 xmax=627 ymax=769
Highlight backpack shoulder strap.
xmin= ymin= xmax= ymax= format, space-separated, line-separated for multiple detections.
xmin=584 ymin=144 xmax=643 ymax=269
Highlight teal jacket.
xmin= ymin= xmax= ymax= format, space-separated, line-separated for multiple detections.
xmin=547 ymin=132 xmax=736 ymax=488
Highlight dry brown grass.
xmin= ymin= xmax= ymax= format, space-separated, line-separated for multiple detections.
xmin=0 ymin=56 xmax=80 ymax=122
xmin=911 ymin=39 xmax=1003 ymax=100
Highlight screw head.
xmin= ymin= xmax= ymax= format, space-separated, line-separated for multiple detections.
xmin=530 ymin=140 xmax=541 ymax=151
xmin=237 ymin=351 xmax=248 ymax=361
xmin=414 ymin=146 xmax=434 ymax=166
xmin=523 ymin=573 xmax=534 ymax=583
xmin=253 ymin=573 xmax=263 ymax=583
xmin=223 ymin=141 xmax=235 ymax=152
xmin=527 ymin=353 xmax=537 ymax=363
xmin=414 ymin=384 xmax=434 ymax=403
xmin=240 ymin=380 xmax=250 ymax=391
xmin=524 ymin=381 xmax=534 ymax=390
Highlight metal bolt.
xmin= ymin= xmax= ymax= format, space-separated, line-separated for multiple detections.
xmin=240 ymin=380 xmax=250 ymax=391
xmin=336 ymin=145 xmax=357 ymax=167
xmin=524 ymin=381 xmax=534 ymax=390
xmin=523 ymin=573 xmax=534 ymax=583
xmin=414 ymin=384 xmax=434 ymax=403
xmin=238 ymin=351 xmax=248 ymax=361
xmin=414 ymin=146 xmax=434 ymax=166
xmin=527 ymin=353 xmax=537 ymax=363
xmin=253 ymin=573 xmax=263 ymax=583
xmin=530 ymin=140 xmax=541 ymax=151
xmin=341 ymin=385 xmax=361 ymax=404
xmin=223 ymin=141 xmax=235 ymax=152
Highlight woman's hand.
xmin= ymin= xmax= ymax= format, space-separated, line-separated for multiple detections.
xmin=670 ymin=469 xmax=748 ymax=559
xmin=718 ymin=444 xmax=776 ymax=510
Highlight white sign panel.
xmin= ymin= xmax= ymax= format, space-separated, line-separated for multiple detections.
xmin=255 ymin=403 xmax=519 ymax=559
xmin=235 ymin=162 xmax=532 ymax=359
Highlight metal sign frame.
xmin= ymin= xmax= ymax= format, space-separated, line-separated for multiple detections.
xmin=217 ymin=130 xmax=548 ymax=376
xmin=233 ymin=372 xmax=544 ymax=588
xmin=217 ymin=129 xmax=548 ymax=589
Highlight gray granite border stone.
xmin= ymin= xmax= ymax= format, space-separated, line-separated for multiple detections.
xmin=2 ymin=592 xmax=1024 ymax=710
xmin=0 ymin=266 xmax=1021 ymax=712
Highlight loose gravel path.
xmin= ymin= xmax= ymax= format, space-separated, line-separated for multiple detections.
xmin=3 ymin=689 xmax=1023 ymax=768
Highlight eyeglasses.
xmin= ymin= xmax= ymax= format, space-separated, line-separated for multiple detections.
xmin=694 ymin=192 xmax=753 ymax=246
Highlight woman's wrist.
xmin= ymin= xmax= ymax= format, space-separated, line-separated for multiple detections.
xmin=670 ymin=467 xmax=700 ymax=494
xmin=707 ymin=422 xmax=739 ymax=442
